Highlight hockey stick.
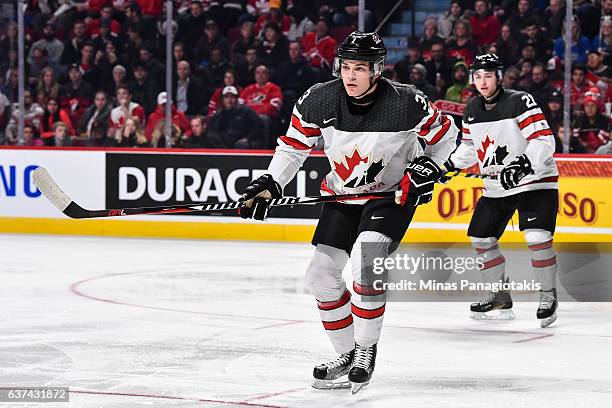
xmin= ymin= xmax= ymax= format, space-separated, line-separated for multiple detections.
xmin=32 ymin=167 xmax=396 ymax=219
xmin=443 ymin=170 xmax=498 ymax=180
xmin=32 ymin=167 xmax=494 ymax=219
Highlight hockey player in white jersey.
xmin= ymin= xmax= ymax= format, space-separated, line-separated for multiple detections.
xmin=444 ymin=54 xmax=559 ymax=328
xmin=238 ymin=32 xmax=458 ymax=393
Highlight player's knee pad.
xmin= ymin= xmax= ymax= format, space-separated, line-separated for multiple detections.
xmin=304 ymin=244 xmax=349 ymax=300
xmin=350 ymin=231 xmax=393 ymax=282
xmin=524 ymin=228 xmax=553 ymax=246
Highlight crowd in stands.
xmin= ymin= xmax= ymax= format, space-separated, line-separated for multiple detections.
xmin=0 ymin=0 xmax=610 ymax=153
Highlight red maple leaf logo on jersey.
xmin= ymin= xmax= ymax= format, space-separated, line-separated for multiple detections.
xmin=477 ymin=135 xmax=494 ymax=163
xmin=333 ymin=149 xmax=369 ymax=182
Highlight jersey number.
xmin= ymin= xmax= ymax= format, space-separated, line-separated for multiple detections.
xmin=415 ymin=94 xmax=428 ymax=111
xmin=298 ymin=87 xmax=312 ymax=105
xmin=521 ymin=94 xmax=537 ymax=108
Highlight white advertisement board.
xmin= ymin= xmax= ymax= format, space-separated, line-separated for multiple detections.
xmin=0 ymin=149 xmax=105 ymax=218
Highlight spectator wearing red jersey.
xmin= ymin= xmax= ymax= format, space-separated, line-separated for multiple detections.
xmin=240 ymin=65 xmax=283 ymax=118
xmin=134 ymin=0 xmax=162 ymax=17
xmin=109 ymin=86 xmax=145 ymax=132
xmin=89 ymin=5 xmax=122 ymax=39
xmin=469 ymin=0 xmax=500 ymax=49
xmin=145 ymin=92 xmax=191 ymax=143
xmin=39 ymin=98 xmax=75 ymax=144
xmin=59 ymin=64 xmax=94 ymax=127
xmin=300 ymin=17 xmax=337 ymax=71
xmin=571 ymin=95 xmax=611 ymax=153
xmin=208 ymin=69 xmax=241 ymax=117
xmin=446 ymin=19 xmax=477 ymax=66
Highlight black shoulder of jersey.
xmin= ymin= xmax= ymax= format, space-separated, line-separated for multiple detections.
xmin=294 ymin=78 xmax=343 ymax=125
xmin=505 ymin=88 xmax=542 ymax=116
xmin=463 ymin=93 xmax=482 ymax=118
xmin=381 ymin=78 xmax=423 ymax=99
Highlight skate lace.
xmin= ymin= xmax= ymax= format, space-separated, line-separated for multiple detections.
xmin=477 ymin=291 xmax=497 ymax=306
xmin=539 ymin=290 xmax=555 ymax=308
xmin=352 ymin=345 xmax=373 ymax=370
xmin=326 ymin=352 xmax=351 ymax=370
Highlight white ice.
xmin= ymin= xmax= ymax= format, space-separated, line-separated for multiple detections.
xmin=1 ymin=234 xmax=611 ymax=408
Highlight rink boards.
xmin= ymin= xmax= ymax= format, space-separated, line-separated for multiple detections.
xmin=0 ymin=147 xmax=610 ymax=243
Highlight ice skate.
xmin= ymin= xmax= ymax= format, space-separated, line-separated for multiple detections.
xmin=470 ymin=290 xmax=515 ymax=320
xmin=349 ymin=343 xmax=377 ymax=394
xmin=537 ymin=288 xmax=558 ymax=328
xmin=311 ymin=350 xmax=354 ymax=390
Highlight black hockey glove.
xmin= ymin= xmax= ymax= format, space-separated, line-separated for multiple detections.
xmin=238 ymin=174 xmax=282 ymax=220
xmin=395 ymin=156 xmax=443 ymax=207
xmin=438 ymin=158 xmax=456 ymax=184
xmin=499 ymin=154 xmax=534 ymax=190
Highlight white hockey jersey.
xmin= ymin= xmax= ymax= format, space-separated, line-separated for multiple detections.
xmin=267 ymin=78 xmax=458 ymax=202
xmin=450 ymin=88 xmax=558 ymax=198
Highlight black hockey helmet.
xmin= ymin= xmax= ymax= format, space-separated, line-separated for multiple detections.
xmin=470 ymin=53 xmax=503 ymax=83
xmin=332 ymin=31 xmax=386 ymax=78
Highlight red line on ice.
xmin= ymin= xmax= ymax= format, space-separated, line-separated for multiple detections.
xmin=254 ymin=321 xmax=305 ymax=330
xmin=240 ymin=387 xmax=305 ymax=402
xmin=70 ymin=389 xmax=288 ymax=407
xmin=69 ymin=271 xmax=301 ymax=323
xmin=513 ymin=333 xmax=554 ymax=343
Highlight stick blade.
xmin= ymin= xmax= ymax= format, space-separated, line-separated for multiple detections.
xmin=32 ymin=167 xmax=73 ymax=213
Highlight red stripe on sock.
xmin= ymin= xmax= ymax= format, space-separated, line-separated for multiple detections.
xmin=481 ymin=255 xmax=505 ymax=270
xmin=475 ymin=245 xmax=499 ymax=254
xmin=351 ymin=303 xmax=386 ymax=319
xmin=322 ymin=315 xmax=353 ymax=331
xmin=532 ymin=256 xmax=557 ymax=268
xmin=528 ymin=240 xmax=553 ymax=251
xmin=353 ymin=281 xmax=385 ymax=296
xmin=318 ymin=290 xmax=351 ymax=311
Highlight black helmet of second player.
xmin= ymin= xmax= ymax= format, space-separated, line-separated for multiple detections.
xmin=332 ymin=31 xmax=387 ymax=78
xmin=470 ymin=53 xmax=503 ymax=84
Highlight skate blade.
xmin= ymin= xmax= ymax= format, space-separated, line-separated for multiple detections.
xmin=540 ymin=313 xmax=557 ymax=328
xmin=351 ymin=381 xmax=369 ymax=395
xmin=471 ymin=309 xmax=515 ymax=321
xmin=312 ymin=377 xmax=351 ymax=390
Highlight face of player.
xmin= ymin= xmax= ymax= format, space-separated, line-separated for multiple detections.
xmin=341 ymin=59 xmax=375 ymax=98
xmin=473 ymin=70 xmax=498 ymax=98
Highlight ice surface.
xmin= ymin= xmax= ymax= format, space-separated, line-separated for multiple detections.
xmin=1 ymin=235 xmax=611 ymax=407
